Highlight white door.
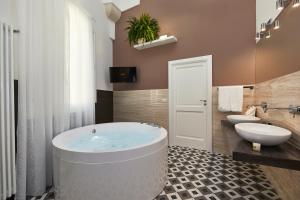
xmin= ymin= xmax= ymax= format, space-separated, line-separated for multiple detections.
xmin=169 ymin=55 xmax=212 ymax=151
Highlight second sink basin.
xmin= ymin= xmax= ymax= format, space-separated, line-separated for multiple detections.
xmin=235 ymin=123 xmax=292 ymax=146
xmin=227 ymin=115 xmax=261 ymax=124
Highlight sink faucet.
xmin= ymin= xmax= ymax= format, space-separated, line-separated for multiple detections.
xmin=141 ymin=122 xmax=161 ymax=128
xmin=260 ymin=102 xmax=300 ymax=118
xmin=261 ymin=102 xmax=268 ymax=113
xmin=92 ymin=128 xmax=96 ymax=134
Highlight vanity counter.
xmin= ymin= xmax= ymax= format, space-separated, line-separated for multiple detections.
xmin=221 ymin=120 xmax=300 ymax=171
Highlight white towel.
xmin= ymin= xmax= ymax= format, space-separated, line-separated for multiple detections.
xmin=218 ymin=86 xmax=243 ymax=112
xmin=218 ymin=87 xmax=231 ymax=112
xmin=230 ymin=86 xmax=243 ymax=112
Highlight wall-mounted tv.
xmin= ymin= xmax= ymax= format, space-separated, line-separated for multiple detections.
xmin=109 ymin=67 xmax=137 ymax=83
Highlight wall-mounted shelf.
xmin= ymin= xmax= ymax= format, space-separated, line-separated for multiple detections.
xmin=133 ymin=36 xmax=177 ymax=50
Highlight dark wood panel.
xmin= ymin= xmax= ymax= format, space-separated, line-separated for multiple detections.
xmin=95 ymin=90 xmax=113 ymax=124
xmin=221 ymin=120 xmax=300 ymax=171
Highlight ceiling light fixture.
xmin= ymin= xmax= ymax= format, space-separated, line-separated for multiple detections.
xmin=274 ymin=20 xmax=280 ymax=30
xmin=293 ymin=0 xmax=300 ymax=7
xmin=266 ymin=31 xmax=271 ymax=39
xmin=276 ymin=0 xmax=285 ymax=10
xmin=261 ymin=23 xmax=267 ymax=32
xmin=256 ymin=32 xmax=261 ymax=40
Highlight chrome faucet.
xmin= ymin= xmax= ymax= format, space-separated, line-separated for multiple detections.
xmin=288 ymin=105 xmax=300 ymax=118
xmin=260 ymin=102 xmax=300 ymax=118
xmin=92 ymin=128 xmax=96 ymax=134
xmin=141 ymin=122 xmax=161 ymax=128
xmin=261 ymin=102 xmax=268 ymax=113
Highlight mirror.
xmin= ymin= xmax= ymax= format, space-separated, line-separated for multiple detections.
xmin=255 ymin=2 xmax=300 ymax=83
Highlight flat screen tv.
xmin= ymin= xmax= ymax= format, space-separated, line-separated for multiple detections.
xmin=109 ymin=67 xmax=137 ymax=83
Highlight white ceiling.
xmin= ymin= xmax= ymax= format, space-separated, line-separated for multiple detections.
xmin=102 ymin=0 xmax=140 ymax=12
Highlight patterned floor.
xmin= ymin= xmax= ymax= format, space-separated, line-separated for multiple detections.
xmin=155 ymin=146 xmax=280 ymax=200
xmin=36 ymin=146 xmax=280 ymax=200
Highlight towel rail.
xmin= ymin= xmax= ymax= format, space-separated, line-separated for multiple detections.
xmin=217 ymin=85 xmax=254 ymax=90
xmin=243 ymin=85 xmax=254 ymax=89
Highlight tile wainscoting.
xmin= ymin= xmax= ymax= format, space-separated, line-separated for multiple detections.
xmin=113 ymin=88 xmax=256 ymax=155
xmin=254 ymin=70 xmax=300 ymax=200
xmin=113 ymin=75 xmax=300 ymax=152
xmin=113 ymin=89 xmax=169 ymax=130
xmin=255 ymin=70 xmax=300 ymax=140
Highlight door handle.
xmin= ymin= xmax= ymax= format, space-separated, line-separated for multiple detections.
xmin=200 ymin=100 xmax=207 ymax=106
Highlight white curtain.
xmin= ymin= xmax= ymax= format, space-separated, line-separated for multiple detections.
xmin=16 ymin=0 xmax=95 ymax=199
xmin=67 ymin=2 xmax=96 ymax=129
xmin=0 ymin=22 xmax=17 ymax=200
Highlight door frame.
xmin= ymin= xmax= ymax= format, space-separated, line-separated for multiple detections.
xmin=168 ymin=55 xmax=213 ymax=151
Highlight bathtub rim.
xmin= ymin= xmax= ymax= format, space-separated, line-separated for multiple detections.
xmin=52 ymin=122 xmax=168 ymax=164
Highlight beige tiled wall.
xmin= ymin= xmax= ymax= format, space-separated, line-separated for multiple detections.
xmin=253 ymin=71 xmax=300 ymax=200
xmin=113 ymin=72 xmax=300 ymax=200
xmin=113 ymin=87 xmax=256 ymax=155
xmin=113 ymin=71 xmax=300 ymax=151
xmin=113 ymin=89 xmax=169 ymax=130
xmin=255 ymin=71 xmax=300 ymax=139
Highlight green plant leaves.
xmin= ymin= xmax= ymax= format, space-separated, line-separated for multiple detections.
xmin=125 ymin=13 xmax=160 ymax=46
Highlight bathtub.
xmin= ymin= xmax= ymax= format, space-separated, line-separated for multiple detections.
xmin=52 ymin=122 xmax=168 ymax=200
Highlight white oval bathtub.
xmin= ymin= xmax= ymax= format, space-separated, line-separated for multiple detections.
xmin=52 ymin=122 xmax=168 ymax=200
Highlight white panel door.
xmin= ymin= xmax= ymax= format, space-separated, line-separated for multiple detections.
xmin=169 ymin=56 xmax=212 ymax=151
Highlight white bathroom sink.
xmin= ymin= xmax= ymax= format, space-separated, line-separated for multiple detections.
xmin=227 ymin=115 xmax=261 ymax=124
xmin=235 ymin=123 xmax=292 ymax=146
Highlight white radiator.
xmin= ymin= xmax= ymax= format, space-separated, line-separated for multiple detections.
xmin=0 ymin=22 xmax=16 ymax=200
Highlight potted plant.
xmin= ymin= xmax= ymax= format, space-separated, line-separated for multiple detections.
xmin=126 ymin=13 xmax=160 ymax=46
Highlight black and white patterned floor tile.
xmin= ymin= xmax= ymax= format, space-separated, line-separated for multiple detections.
xmin=38 ymin=146 xmax=280 ymax=200
xmin=155 ymin=146 xmax=280 ymax=200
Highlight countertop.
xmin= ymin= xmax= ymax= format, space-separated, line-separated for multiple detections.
xmin=221 ymin=120 xmax=300 ymax=171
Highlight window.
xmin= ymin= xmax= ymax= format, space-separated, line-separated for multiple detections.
xmin=67 ymin=3 xmax=95 ymax=110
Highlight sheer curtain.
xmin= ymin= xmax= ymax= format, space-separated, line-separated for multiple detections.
xmin=16 ymin=0 xmax=95 ymax=199
xmin=67 ymin=2 xmax=96 ymax=128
